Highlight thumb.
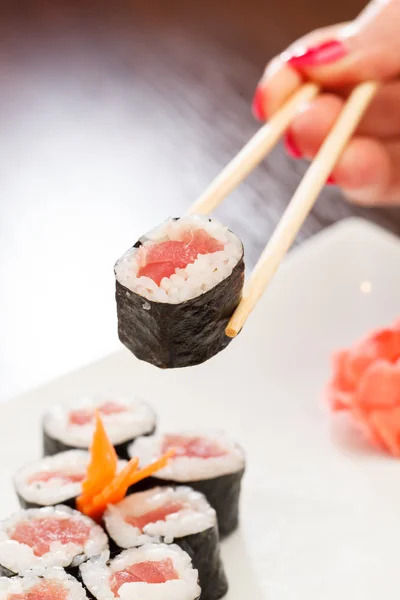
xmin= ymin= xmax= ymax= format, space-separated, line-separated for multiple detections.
xmin=285 ymin=0 xmax=400 ymax=86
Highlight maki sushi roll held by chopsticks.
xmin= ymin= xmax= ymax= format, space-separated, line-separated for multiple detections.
xmin=104 ymin=486 xmax=228 ymax=600
xmin=129 ymin=432 xmax=245 ymax=537
xmin=114 ymin=215 xmax=245 ymax=369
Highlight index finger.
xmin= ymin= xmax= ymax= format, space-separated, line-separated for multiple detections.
xmin=254 ymin=24 xmax=348 ymax=119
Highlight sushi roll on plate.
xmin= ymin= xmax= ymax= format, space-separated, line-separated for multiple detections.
xmin=14 ymin=450 xmax=127 ymax=510
xmin=80 ymin=544 xmax=200 ymax=600
xmin=43 ymin=396 xmax=156 ymax=459
xmin=0 ymin=505 xmax=108 ymax=577
xmin=0 ymin=567 xmax=88 ymax=599
xmin=128 ymin=432 xmax=245 ymax=537
xmin=114 ymin=215 xmax=245 ymax=369
xmin=104 ymin=486 xmax=227 ymax=600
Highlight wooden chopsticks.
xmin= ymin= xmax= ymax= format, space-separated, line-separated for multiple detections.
xmin=188 ymin=83 xmax=319 ymax=216
xmin=188 ymin=80 xmax=378 ymax=338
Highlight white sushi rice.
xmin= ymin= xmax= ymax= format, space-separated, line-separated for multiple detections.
xmin=14 ymin=450 xmax=89 ymax=507
xmin=115 ymin=215 xmax=243 ymax=304
xmin=43 ymin=396 xmax=156 ymax=448
xmin=0 ymin=506 xmax=108 ymax=574
xmin=14 ymin=451 xmax=127 ymax=507
xmin=104 ymin=486 xmax=216 ymax=548
xmin=0 ymin=567 xmax=88 ymax=599
xmin=129 ymin=431 xmax=245 ymax=482
xmin=81 ymin=544 xmax=200 ymax=600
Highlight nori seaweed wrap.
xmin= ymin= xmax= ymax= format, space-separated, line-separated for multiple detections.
xmin=129 ymin=432 xmax=246 ymax=538
xmin=171 ymin=471 xmax=244 ymax=539
xmin=114 ymin=215 xmax=245 ymax=369
xmin=103 ymin=486 xmax=228 ymax=600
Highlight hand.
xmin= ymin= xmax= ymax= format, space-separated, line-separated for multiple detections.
xmin=253 ymin=0 xmax=400 ymax=206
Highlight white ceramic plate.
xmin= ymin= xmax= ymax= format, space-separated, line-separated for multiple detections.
xmin=2 ymin=218 xmax=400 ymax=599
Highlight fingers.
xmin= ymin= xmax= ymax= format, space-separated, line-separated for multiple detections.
xmin=287 ymin=105 xmax=400 ymax=206
xmin=355 ymin=82 xmax=400 ymax=139
xmin=338 ymin=140 xmax=400 ymax=206
xmin=332 ymin=137 xmax=391 ymax=203
xmin=283 ymin=83 xmax=400 ymax=162
xmin=252 ymin=0 xmax=400 ymax=206
xmin=284 ymin=94 xmax=344 ymax=159
xmin=286 ymin=0 xmax=400 ymax=87
xmin=254 ymin=0 xmax=400 ymax=119
xmin=252 ymin=58 xmax=302 ymax=120
xmin=253 ymin=25 xmax=343 ymax=119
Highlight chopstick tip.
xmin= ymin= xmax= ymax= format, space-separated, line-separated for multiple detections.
xmin=225 ymin=326 xmax=239 ymax=339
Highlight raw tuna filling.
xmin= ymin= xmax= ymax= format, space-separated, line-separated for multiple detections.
xmin=28 ymin=472 xmax=85 ymax=485
xmin=162 ymin=435 xmax=227 ymax=459
xmin=110 ymin=559 xmax=179 ymax=596
xmin=137 ymin=229 xmax=224 ymax=286
xmin=125 ymin=502 xmax=185 ymax=530
xmin=69 ymin=401 xmax=127 ymax=426
xmin=8 ymin=580 xmax=67 ymax=600
xmin=10 ymin=517 xmax=90 ymax=557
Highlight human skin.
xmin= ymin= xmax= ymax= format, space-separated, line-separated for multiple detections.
xmin=252 ymin=0 xmax=400 ymax=206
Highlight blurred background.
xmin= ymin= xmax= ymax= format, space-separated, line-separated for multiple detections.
xmin=1 ymin=0 xmax=399 ymax=402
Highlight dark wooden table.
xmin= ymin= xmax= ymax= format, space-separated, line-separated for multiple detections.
xmin=0 ymin=0 xmax=399 ymax=401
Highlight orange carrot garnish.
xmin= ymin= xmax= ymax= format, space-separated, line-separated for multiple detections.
xmin=80 ymin=457 xmax=139 ymax=520
xmin=80 ymin=449 xmax=175 ymax=520
xmin=76 ymin=412 xmax=117 ymax=512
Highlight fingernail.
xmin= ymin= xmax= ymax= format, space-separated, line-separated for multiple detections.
xmin=252 ymin=86 xmax=267 ymax=121
xmin=326 ymin=175 xmax=336 ymax=185
xmin=287 ymin=39 xmax=347 ymax=68
xmin=284 ymin=131 xmax=302 ymax=159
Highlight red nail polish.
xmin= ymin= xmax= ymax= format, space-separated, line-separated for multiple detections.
xmin=284 ymin=131 xmax=302 ymax=159
xmin=287 ymin=40 xmax=347 ymax=68
xmin=252 ymin=86 xmax=267 ymax=121
xmin=326 ymin=175 xmax=336 ymax=185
